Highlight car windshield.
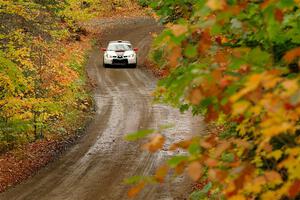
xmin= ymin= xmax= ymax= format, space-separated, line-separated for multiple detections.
xmin=107 ymin=43 xmax=132 ymax=51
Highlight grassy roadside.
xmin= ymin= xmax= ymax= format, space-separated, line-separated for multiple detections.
xmin=0 ymin=0 xmax=149 ymax=193
xmin=0 ymin=34 xmax=94 ymax=193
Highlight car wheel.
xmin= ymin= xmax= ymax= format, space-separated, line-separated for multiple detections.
xmin=132 ymin=59 xmax=137 ymax=68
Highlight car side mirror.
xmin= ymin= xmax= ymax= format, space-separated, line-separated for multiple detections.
xmin=134 ymin=48 xmax=138 ymax=52
xmin=101 ymin=48 xmax=107 ymax=51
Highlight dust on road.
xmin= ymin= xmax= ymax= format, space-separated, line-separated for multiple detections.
xmin=0 ymin=17 xmax=204 ymax=200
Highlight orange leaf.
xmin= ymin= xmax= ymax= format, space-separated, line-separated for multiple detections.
xmin=214 ymin=141 xmax=231 ymax=158
xmin=155 ymin=165 xmax=169 ymax=183
xmin=264 ymin=171 xmax=282 ymax=184
xmin=229 ymin=161 xmax=241 ymax=168
xmin=143 ymin=134 xmax=165 ymax=153
xmin=212 ymin=69 xmax=223 ymax=80
xmin=204 ymin=158 xmax=218 ymax=167
xmin=221 ymin=102 xmax=232 ymax=115
xmin=205 ymin=105 xmax=219 ymax=122
xmin=169 ymin=140 xmax=193 ymax=151
xmin=175 ymin=161 xmax=186 ymax=175
xmin=168 ymin=46 xmax=182 ymax=68
xmin=289 ymin=179 xmax=300 ymax=198
xmin=208 ymin=169 xmax=228 ymax=182
xmin=260 ymin=0 xmax=275 ymax=9
xmin=189 ymin=88 xmax=203 ymax=105
xmin=274 ymin=9 xmax=284 ymax=22
xmin=128 ymin=182 xmax=145 ymax=198
xmin=220 ymin=76 xmax=233 ymax=89
xmin=225 ymin=165 xmax=254 ymax=197
xmin=187 ymin=162 xmax=203 ymax=181
xmin=206 ymin=0 xmax=226 ymax=10
xmin=198 ymin=29 xmax=212 ymax=54
xmin=284 ymin=47 xmax=300 ymax=63
xmin=200 ymin=135 xmax=217 ymax=149
xmin=215 ymin=50 xmax=228 ymax=67
xmin=232 ymin=139 xmax=250 ymax=149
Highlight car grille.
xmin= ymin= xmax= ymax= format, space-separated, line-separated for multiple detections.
xmin=112 ymin=59 xmax=128 ymax=65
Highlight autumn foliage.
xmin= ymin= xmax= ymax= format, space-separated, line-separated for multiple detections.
xmin=128 ymin=0 xmax=300 ymax=199
xmin=0 ymin=0 xmax=100 ymax=153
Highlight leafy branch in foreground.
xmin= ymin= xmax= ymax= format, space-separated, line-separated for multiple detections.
xmin=128 ymin=0 xmax=300 ymax=199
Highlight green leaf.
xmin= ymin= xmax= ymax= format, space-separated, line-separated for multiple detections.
xmin=200 ymin=97 xmax=213 ymax=108
xmin=221 ymin=152 xmax=235 ymax=162
xmin=188 ymin=143 xmax=201 ymax=155
xmin=167 ymin=155 xmax=188 ymax=168
xmin=179 ymin=104 xmax=190 ymax=113
xmin=184 ymin=44 xmax=198 ymax=58
xmin=247 ymin=48 xmax=271 ymax=67
xmin=190 ymin=190 xmax=206 ymax=200
xmin=159 ymin=124 xmax=174 ymax=130
xmin=190 ymin=182 xmax=212 ymax=200
xmin=204 ymin=182 xmax=212 ymax=192
xmin=277 ymin=0 xmax=295 ymax=8
xmin=125 ymin=129 xmax=155 ymax=141
xmin=123 ymin=176 xmax=154 ymax=185
xmin=225 ymin=84 xmax=240 ymax=96
xmin=211 ymin=24 xmax=222 ymax=35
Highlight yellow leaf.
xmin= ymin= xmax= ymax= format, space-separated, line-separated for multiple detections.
xmin=261 ymin=72 xmax=282 ymax=90
xmin=228 ymin=194 xmax=246 ymax=200
xmin=249 ymin=105 xmax=262 ymax=116
xmin=232 ymin=101 xmax=251 ymax=116
xmin=231 ymin=74 xmax=262 ymax=102
xmin=245 ymin=176 xmax=266 ymax=193
xmin=261 ymin=191 xmax=280 ymax=200
xmin=169 ymin=24 xmax=188 ymax=37
xmin=261 ymin=122 xmax=293 ymax=137
xmin=278 ymin=150 xmax=300 ymax=179
xmin=187 ymin=161 xmax=203 ymax=181
xmin=281 ymin=79 xmax=298 ymax=97
xmin=267 ymin=150 xmax=283 ymax=161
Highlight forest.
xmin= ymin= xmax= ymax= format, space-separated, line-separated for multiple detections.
xmin=0 ymin=0 xmax=137 ymax=153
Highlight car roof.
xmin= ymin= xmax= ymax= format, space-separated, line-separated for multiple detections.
xmin=109 ymin=40 xmax=131 ymax=44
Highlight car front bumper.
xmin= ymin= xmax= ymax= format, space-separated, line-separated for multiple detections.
xmin=104 ymin=57 xmax=137 ymax=65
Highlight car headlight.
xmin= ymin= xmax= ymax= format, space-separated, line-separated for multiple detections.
xmin=106 ymin=54 xmax=113 ymax=58
xmin=129 ymin=54 xmax=135 ymax=58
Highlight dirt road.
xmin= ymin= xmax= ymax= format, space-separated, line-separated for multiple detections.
xmin=0 ymin=17 xmax=204 ymax=200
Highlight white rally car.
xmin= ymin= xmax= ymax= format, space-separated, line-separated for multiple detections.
xmin=102 ymin=40 xmax=138 ymax=68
